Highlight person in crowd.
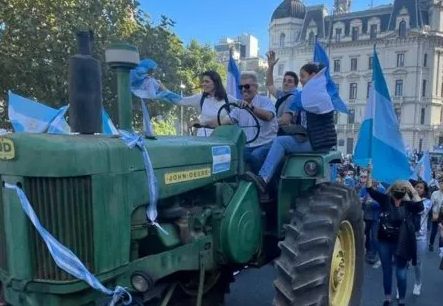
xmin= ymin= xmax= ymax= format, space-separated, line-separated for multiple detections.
xmin=360 ymin=171 xmax=385 ymax=267
xmin=215 ymin=72 xmax=277 ymax=173
xmin=243 ymin=63 xmax=337 ymax=192
xmin=411 ymin=180 xmax=432 ymax=296
xmin=265 ymin=50 xmax=302 ymax=135
xmin=366 ymin=167 xmax=424 ymax=306
xmin=430 ymin=177 xmax=443 ymax=251
xmin=344 ymin=169 xmax=356 ymax=189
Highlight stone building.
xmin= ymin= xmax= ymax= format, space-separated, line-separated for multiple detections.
xmin=269 ymin=0 xmax=443 ymax=153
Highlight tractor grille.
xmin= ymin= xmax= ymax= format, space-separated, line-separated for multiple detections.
xmin=0 ymin=185 xmax=7 ymax=272
xmin=25 ymin=176 xmax=94 ymax=281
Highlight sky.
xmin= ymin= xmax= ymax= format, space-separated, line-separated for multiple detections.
xmin=141 ymin=0 xmax=392 ymax=55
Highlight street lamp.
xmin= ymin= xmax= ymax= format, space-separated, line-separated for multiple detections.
xmin=180 ymin=82 xmax=186 ymax=135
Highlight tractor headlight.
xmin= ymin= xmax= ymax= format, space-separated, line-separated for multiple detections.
xmin=131 ymin=271 xmax=153 ymax=292
xmin=304 ymin=160 xmax=319 ymax=177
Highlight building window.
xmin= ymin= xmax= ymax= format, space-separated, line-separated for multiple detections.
xmin=419 ymin=139 xmax=423 ymax=152
xmin=368 ymin=56 xmax=373 ymax=70
xmin=334 ymin=59 xmax=341 ymax=72
xmin=350 ymin=58 xmax=358 ymax=71
xmin=348 ymin=109 xmax=355 ymax=124
xmin=279 ymin=33 xmax=285 ymax=47
xmin=352 ymin=26 xmax=359 ymax=41
xmin=370 ymin=24 xmax=377 ymax=40
xmin=420 ymin=107 xmax=425 ymax=124
xmin=278 ymin=63 xmax=284 ymax=76
xmin=395 ymin=80 xmax=403 ymax=96
xmin=424 ymin=53 xmax=428 ymax=67
xmin=394 ymin=105 xmax=401 ymax=122
xmin=308 ymin=31 xmax=315 ymax=45
xmin=336 ymin=83 xmax=340 ymax=94
xmin=349 ymin=83 xmax=357 ymax=99
xmin=422 ymin=79 xmax=427 ymax=97
xmin=367 ymin=81 xmax=372 ymax=98
xmin=335 ymin=28 xmax=342 ymax=42
xmin=399 ymin=20 xmax=407 ymax=38
xmin=397 ymin=53 xmax=405 ymax=67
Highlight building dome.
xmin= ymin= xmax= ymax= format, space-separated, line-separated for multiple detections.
xmin=271 ymin=0 xmax=306 ymax=21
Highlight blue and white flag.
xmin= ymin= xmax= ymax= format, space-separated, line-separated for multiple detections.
xmin=226 ymin=52 xmax=241 ymax=99
xmin=353 ymin=48 xmax=411 ymax=184
xmin=290 ymin=68 xmax=334 ymax=114
xmin=102 ymin=109 xmax=119 ymax=135
xmin=8 ymin=91 xmax=67 ymax=133
xmin=313 ymin=41 xmax=348 ymax=113
xmin=413 ymin=151 xmax=432 ymax=183
xmin=130 ymin=59 xmax=181 ymax=103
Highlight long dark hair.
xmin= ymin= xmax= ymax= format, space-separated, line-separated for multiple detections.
xmin=411 ymin=179 xmax=430 ymax=199
xmin=201 ymin=70 xmax=227 ymax=101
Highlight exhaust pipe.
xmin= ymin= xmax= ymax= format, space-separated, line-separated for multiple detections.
xmin=68 ymin=31 xmax=102 ymax=134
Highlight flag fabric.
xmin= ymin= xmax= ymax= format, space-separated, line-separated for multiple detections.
xmin=130 ymin=58 xmax=181 ymax=103
xmin=9 ymin=91 xmax=118 ymax=136
xmin=101 ymin=109 xmax=119 ymax=135
xmin=289 ymin=68 xmax=334 ymax=114
xmin=8 ymin=91 xmax=63 ymax=133
xmin=226 ymin=53 xmax=242 ymax=99
xmin=413 ymin=152 xmax=432 ymax=183
xmin=313 ymin=42 xmax=348 ymax=113
xmin=353 ymin=48 xmax=411 ymax=184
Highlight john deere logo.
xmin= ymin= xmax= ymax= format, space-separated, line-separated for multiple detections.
xmin=0 ymin=138 xmax=15 ymax=160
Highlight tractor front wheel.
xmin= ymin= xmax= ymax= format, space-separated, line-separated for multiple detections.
xmin=273 ymin=183 xmax=364 ymax=306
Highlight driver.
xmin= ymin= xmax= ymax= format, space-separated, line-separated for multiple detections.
xmin=217 ymin=72 xmax=278 ymax=173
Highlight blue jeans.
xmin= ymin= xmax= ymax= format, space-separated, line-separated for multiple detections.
xmin=364 ymin=219 xmax=379 ymax=263
xmin=258 ymin=136 xmax=312 ymax=182
xmin=378 ymin=240 xmax=408 ymax=299
xmin=414 ymin=238 xmax=427 ymax=285
xmin=244 ymin=142 xmax=272 ymax=174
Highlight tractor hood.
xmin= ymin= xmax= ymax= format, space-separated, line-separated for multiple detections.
xmin=0 ymin=126 xmax=244 ymax=179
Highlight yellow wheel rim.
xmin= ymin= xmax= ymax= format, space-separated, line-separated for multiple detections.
xmin=329 ymin=221 xmax=356 ymax=306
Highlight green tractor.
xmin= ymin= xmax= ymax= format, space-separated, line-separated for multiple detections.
xmin=0 ymin=41 xmax=364 ymax=306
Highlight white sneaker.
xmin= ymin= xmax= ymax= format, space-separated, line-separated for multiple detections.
xmin=413 ymin=283 xmax=422 ymax=296
xmin=439 ymin=247 xmax=443 ymax=258
xmin=396 ymin=289 xmax=399 ymax=299
xmin=372 ymin=260 xmax=381 ymax=269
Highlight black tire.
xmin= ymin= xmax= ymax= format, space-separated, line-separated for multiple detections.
xmin=273 ymin=183 xmax=364 ymax=306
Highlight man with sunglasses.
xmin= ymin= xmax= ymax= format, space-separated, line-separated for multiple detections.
xmin=218 ymin=72 xmax=278 ymax=173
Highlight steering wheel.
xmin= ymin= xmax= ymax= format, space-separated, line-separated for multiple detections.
xmin=217 ymin=103 xmax=260 ymax=144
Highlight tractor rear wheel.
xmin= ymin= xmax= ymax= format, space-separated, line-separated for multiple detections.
xmin=273 ymin=183 xmax=364 ymax=306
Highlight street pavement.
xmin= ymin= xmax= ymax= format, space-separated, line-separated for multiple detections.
xmin=226 ymin=249 xmax=442 ymax=306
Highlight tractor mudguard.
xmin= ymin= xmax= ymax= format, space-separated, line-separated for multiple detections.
xmin=218 ymin=181 xmax=262 ymax=264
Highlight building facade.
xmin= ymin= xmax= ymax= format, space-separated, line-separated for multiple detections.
xmin=269 ymin=0 xmax=443 ymax=153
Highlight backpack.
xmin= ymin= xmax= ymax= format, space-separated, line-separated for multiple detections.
xmin=274 ymin=93 xmax=293 ymax=114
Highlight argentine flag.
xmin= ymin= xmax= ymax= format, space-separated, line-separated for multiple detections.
xmin=313 ymin=41 xmax=348 ymax=113
xmin=413 ymin=151 xmax=432 ymax=183
xmin=290 ymin=67 xmax=334 ymax=114
xmin=8 ymin=91 xmax=69 ymax=134
xmin=226 ymin=52 xmax=241 ymax=99
xmin=353 ymin=48 xmax=411 ymax=184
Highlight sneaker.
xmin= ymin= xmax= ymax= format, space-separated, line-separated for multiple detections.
xmin=372 ymin=259 xmax=381 ymax=269
xmin=242 ymin=171 xmax=267 ymax=193
xmin=413 ymin=283 xmax=422 ymax=296
xmin=396 ymin=289 xmax=399 ymax=300
xmin=439 ymin=247 xmax=443 ymax=258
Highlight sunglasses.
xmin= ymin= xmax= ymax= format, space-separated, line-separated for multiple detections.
xmin=238 ymin=84 xmax=256 ymax=90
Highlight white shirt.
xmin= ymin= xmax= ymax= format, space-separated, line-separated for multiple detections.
xmin=431 ymin=190 xmax=443 ymax=216
xmin=178 ymin=94 xmax=235 ymax=136
xmin=416 ymin=198 xmax=432 ymax=240
xmin=230 ymin=94 xmax=278 ymax=148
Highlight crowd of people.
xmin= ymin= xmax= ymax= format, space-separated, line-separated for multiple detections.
xmin=335 ymin=158 xmax=443 ymax=305
xmin=132 ymin=51 xmax=442 ymax=306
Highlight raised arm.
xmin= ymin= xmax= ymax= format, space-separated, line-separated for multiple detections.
xmin=266 ymin=51 xmax=279 ymax=98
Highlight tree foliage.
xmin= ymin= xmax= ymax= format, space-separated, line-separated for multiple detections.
xmin=0 ymin=0 xmax=224 ymax=131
